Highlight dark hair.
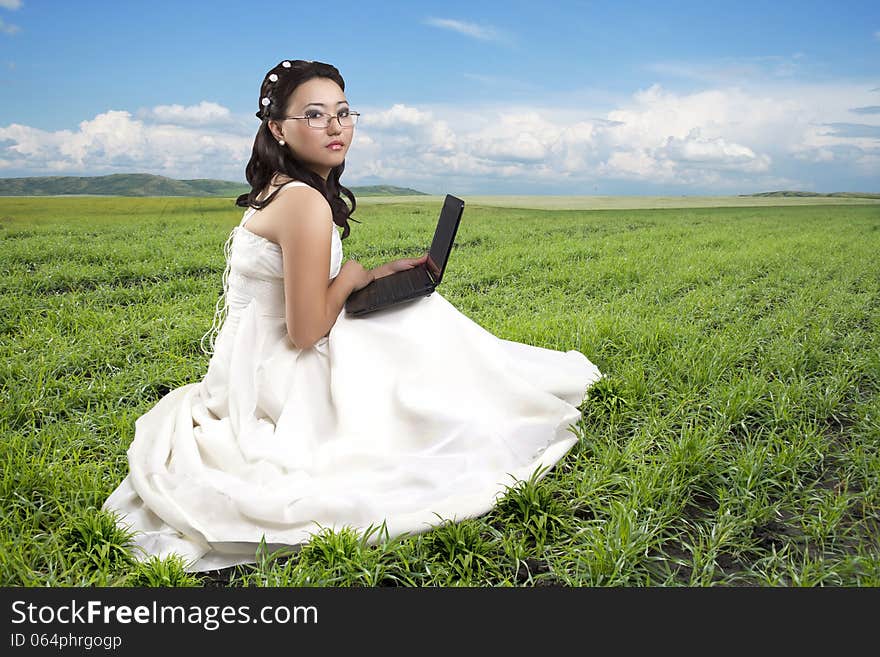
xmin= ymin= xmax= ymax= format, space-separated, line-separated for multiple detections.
xmin=235 ymin=59 xmax=360 ymax=239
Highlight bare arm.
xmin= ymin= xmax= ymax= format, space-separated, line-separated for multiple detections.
xmin=370 ymin=252 xmax=430 ymax=279
xmin=276 ymin=190 xmax=372 ymax=349
xmin=369 ymin=262 xmax=394 ymax=279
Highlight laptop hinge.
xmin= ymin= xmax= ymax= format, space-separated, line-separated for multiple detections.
xmin=426 ymin=256 xmax=440 ymax=284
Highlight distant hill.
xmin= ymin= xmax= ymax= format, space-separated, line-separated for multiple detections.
xmin=741 ymin=190 xmax=880 ymax=199
xmin=0 ymin=174 xmax=427 ymax=197
xmin=353 ymin=185 xmax=428 ymax=196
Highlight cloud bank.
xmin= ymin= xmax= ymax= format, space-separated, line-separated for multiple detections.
xmin=1 ymin=82 xmax=878 ymax=194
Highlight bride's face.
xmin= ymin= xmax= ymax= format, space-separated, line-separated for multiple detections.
xmin=272 ymin=77 xmax=353 ymax=180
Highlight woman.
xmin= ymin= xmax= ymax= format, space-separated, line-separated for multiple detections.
xmin=103 ymin=59 xmax=602 ymax=572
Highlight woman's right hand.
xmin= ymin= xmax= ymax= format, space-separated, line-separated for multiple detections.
xmin=344 ymin=259 xmax=375 ymax=292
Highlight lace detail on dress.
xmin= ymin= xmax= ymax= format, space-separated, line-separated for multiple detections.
xmin=199 ymin=225 xmax=239 ymax=356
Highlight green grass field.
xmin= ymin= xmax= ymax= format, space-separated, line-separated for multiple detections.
xmin=358 ymin=194 xmax=880 ymax=210
xmin=1 ymin=196 xmax=878 ymax=586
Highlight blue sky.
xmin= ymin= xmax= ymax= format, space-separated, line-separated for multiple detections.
xmin=1 ymin=0 xmax=878 ymax=194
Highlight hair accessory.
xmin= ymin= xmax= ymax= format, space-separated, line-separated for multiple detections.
xmin=256 ymin=60 xmax=303 ymax=119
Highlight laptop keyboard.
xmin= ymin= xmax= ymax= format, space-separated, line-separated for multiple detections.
xmin=386 ymin=267 xmax=432 ymax=298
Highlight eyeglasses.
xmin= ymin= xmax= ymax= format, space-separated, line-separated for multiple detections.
xmin=283 ymin=110 xmax=360 ymax=129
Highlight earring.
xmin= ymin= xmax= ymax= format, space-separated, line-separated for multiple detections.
xmin=278 ymin=139 xmax=285 ymax=146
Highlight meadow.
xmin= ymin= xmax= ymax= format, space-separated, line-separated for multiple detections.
xmin=1 ymin=195 xmax=878 ymax=586
xmin=359 ymin=193 xmax=880 ymax=210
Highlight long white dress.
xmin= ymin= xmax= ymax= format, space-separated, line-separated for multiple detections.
xmin=103 ymin=181 xmax=602 ymax=572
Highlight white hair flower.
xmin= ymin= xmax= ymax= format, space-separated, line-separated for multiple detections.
xmin=268 ymin=73 xmax=278 ymax=82
xmin=261 ymin=97 xmax=270 ymax=107
xmin=281 ymin=61 xmax=291 ymax=68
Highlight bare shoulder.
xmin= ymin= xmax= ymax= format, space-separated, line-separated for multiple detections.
xmin=273 ymin=186 xmax=333 ymax=246
xmin=246 ymin=183 xmax=332 ymax=244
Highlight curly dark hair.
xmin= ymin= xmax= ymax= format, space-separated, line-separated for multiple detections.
xmin=235 ymin=59 xmax=360 ymax=239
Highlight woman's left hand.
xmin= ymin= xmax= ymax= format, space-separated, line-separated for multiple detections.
xmin=377 ymin=252 xmax=429 ymax=278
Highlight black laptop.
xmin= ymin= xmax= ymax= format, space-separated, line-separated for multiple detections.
xmin=345 ymin=194 xmax=465 ymax=316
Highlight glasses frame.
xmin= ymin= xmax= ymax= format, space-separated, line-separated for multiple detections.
xmin=282 ymin=110 xmax=361 ymax=129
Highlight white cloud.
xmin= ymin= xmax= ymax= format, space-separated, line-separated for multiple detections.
xmin=354 ymin=87 xmax=771 ymax=188
xmin=662 ymin=129 xmax=767 ymax=170
xmin=423 ymin=17 xmax=508 ymax=43
xmin=137 ymin=101 xmax=235 ymax=127
xmin=0 ymin=108 xmax=251 ymax=180
xmin=1 ymin=80 xmax=878 ymax=193
xmin=0 ymin=18 xmax=20 ymax=35
xmin=589 ymin=84 xmax=783 ymax=183
xmin=347 ymin=81 xmax=879 ymax=192
xmin=0 ymin=0 xmax=22 ymax=10
xmin=364 ymin=103 xmax=433 ymax=129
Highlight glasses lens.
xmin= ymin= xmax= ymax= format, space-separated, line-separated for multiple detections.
xmin=308 ymin=112 xmax=358 ymax=128
xmin=308 ymin=110 xmax=358 ymax=129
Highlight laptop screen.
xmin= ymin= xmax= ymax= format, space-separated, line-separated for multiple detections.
xmin=426 ymin=194 xmax=465 ymax=284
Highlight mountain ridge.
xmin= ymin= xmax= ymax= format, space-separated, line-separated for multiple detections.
xmin=0 ymin=174 xmax=428 ymax=197
xmin=740 ymin=190 xmax=880 ymax=199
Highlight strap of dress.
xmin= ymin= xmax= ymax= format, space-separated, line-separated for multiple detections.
xmin=199 ymin=181 xmax=309 ymax=356
xmin=238 ymin=181 xmax=309 ymax=229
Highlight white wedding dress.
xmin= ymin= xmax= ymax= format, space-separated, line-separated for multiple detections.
xmin=103 ymin=181 xmax=602 ymax=572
